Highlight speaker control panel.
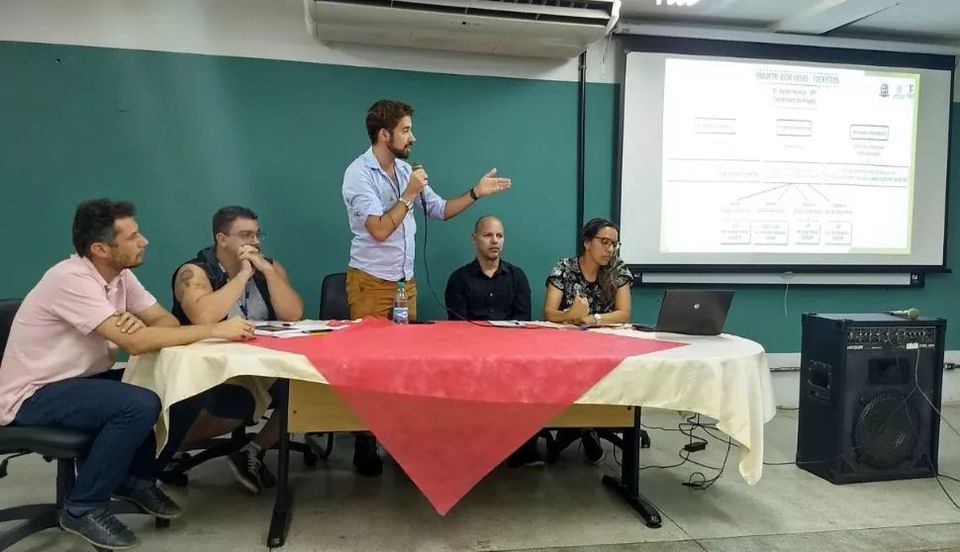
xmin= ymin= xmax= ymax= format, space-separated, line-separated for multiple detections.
xmin=846 ymin=326 xmax=938 ymax=348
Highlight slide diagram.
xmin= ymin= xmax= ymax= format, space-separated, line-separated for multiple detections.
xmin=659 ymin=58 xmax=919 ymax=255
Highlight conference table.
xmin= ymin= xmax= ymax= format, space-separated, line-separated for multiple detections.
xmin=123 ymin=319 xmax=775 ymax=548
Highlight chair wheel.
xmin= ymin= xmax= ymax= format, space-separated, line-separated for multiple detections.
xmin=156 ymin=517 xmax=171 ymax=529
xmin=303 ymin=450 xmax=318 ymax=467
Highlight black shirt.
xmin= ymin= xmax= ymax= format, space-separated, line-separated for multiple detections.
xmin=445 ymin=259 xmax=532 ymax=321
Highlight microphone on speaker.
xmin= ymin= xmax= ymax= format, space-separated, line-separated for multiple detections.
xmin=889 ymin=307 xmax=921 ymax=320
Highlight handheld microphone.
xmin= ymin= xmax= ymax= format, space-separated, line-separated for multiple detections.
xmin=411 ymin=162 xmax=427 ymax=211
xmin=889 ymin=307 xmax=921 ymax=320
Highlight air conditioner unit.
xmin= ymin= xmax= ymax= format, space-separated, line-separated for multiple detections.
xmin=304 ymin=0 xmax=620 ymax=58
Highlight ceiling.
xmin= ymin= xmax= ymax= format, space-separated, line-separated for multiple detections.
xmin=619 ymin=0 xmax=960 ymax=46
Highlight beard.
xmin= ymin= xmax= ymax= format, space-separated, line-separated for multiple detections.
xmin=112 ymin=248 xmax=144 ymax=270
xmin=389 ymin=141 xmax=411 ymax=159
xmin=124 ymin=252 xmax=145 ymax=269
xmin=387 ymin=130 xmax=412 ymax=159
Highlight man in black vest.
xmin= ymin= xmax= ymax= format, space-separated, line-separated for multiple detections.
xmin=171 ymin=206 xmax=304 ymax=493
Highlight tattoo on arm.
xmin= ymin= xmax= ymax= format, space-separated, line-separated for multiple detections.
xmin=174 ymin=268 xmax=192 ymax=301
xmin=178 ymin=267 xmax=195 ymax=288
xmin=175 ymin=267 xmax=206 ymax=300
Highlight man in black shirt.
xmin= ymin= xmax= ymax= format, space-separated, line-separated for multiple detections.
xmin=445 ymin=215 xmax=531 ymax=322
xmin=445 ymin=216 xmax=542 ymax=466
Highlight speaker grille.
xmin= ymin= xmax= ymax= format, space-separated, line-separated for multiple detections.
xmin=853 ymin=391 xmax=919 ymax=469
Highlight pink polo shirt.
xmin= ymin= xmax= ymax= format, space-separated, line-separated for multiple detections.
xmin=0 ymin=255 xmax=157 ymax=425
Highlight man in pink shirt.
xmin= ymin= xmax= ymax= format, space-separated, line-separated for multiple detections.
xmin=0 ymin=199 xmax=254 ymax=551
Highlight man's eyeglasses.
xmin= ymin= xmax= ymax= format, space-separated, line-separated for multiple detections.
xmin=230 ymin=231 xmax=266 ymax=241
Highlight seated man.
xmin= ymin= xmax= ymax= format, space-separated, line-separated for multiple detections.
xmin=171 ymin=206 xmax=304 ymax=494
xmin=445 ymin=215 xmax=531 ymax=322
xmin=0 ymin=199 xmax=253 ymax=550
xmin=444 ymin=215 xmax=539 ymax=466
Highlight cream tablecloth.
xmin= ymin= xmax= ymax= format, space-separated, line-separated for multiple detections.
xmin=123 ymin=327 xmax=775 ymax=484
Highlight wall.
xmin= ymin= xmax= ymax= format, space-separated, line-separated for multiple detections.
xmin=1 ymin=0 xmax=959 ymax=361
xmin=0 ymin=41 xmax=604 ymax=329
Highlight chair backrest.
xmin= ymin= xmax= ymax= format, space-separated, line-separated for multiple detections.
xmin=0 ymin=299 xmax=22 ymax=360
xmin=318 ymin=273 xmax=350 ymax=320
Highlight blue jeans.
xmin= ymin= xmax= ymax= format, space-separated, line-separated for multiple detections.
xmin=204 ymin=380 xmax=284 ymax=422
xmin=13 ymin=369 xmax=206 ymax=509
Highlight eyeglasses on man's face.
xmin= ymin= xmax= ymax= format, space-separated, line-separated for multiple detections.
xmin=230 ymin=231 xmax=266 ymax=241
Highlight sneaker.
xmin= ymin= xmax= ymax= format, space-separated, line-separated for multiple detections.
xmin=582 ymin=430 xmax=605 ymax=465
xmin=507 ymin=439 xmax=545 ymax=468
xmin=226 ymin=448 xmax=263 ymax=494
xmin=258 ymin=452 xmax=277 ymax=489
xmin=59 ymin=507 xmax=140 ymax=550
xmin=112 ymin=484 xmax=183 ymax=519
xmin=353 ymin=434 xmax=383 ymax=477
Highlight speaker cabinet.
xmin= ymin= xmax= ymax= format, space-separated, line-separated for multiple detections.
xmin=798 ymin=313 xmax=945 ymax=484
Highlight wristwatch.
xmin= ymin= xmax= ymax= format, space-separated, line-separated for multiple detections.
xmin=593 ymin=313 xmax=602 ymax=326
xmin=469 ymin=187 xmax=480 ymax=201
xmin=399 ymin=197 xmax=414 ymax=210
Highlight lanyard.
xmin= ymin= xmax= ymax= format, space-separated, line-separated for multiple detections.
xmin=239 ymin=289 xmax=249 ymax=319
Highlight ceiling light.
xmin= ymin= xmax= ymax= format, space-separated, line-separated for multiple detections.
xmin=656 ymin=0 xmax=701 ymax=6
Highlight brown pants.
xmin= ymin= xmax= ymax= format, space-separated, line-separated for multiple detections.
xmin=346 ymin=267 xmax=418 ymax=321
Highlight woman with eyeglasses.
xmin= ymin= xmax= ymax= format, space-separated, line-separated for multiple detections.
xmin=544 ymin=217 xmax=633 ymax=328
xmin=542 ymin=217 xmax=634 ymax=464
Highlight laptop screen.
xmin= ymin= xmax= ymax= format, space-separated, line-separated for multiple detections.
xmin=654 ymin=290 xmax=735 ymax=336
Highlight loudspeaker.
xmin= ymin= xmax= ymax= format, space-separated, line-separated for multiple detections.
xmin=797 ymin=313 xmax=946 ymax=484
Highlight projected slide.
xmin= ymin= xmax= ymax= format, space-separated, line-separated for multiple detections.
xmin=660 ymin=58 xmax=920 ymax=255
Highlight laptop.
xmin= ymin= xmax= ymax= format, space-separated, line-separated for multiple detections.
xmin=635 ymin=290 xmax=735 ymax=336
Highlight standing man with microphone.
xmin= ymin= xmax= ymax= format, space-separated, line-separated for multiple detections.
xmin=340 ymin=99 xmax=512 ymax=475
xmin=342 ymin=100 xmax=512 ymax=321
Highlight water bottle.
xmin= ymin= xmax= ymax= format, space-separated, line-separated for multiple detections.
xmin=392 ymin=282 xmax=409 ymax=325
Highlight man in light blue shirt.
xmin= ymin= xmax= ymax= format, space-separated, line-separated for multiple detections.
xmin=342 ymin=99 xmax=511 ymax=321
xmin=340 ymin=100 xmax=512 ymax=477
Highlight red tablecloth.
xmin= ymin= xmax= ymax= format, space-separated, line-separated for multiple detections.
xmin=254 ymin=319 xmax=683 ymax=514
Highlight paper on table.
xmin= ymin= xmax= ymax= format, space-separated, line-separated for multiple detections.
xmin=254 ymin=319 xmax=351 ymax=338
xmin=522 ymin=321 xmax=577 ymax=329
xmin=521 ymin=321 xmax=633 ymax=330
xmin=486 ymin=320 xmax=528 ymax=328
